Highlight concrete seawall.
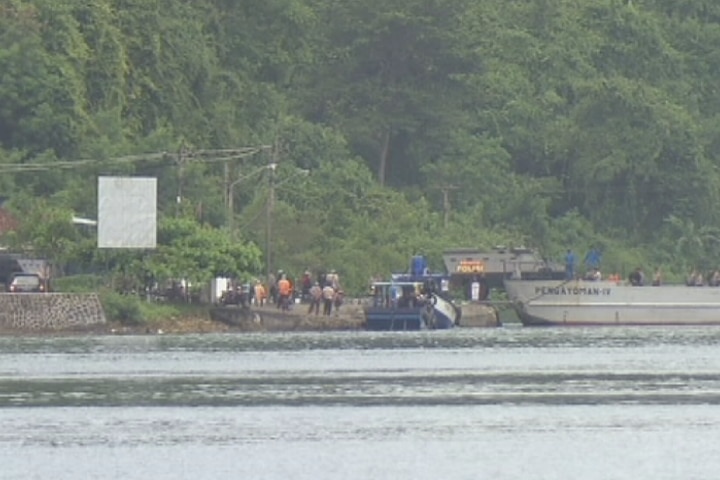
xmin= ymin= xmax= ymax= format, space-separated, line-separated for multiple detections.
xmin=0 ymin=293 xmax=106 ymax=331
xmin=457 ymin=303 xmax=501 ymax=327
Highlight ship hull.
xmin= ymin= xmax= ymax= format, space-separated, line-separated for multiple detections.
xmin=504 ymin=279 xmax=720 ymax=326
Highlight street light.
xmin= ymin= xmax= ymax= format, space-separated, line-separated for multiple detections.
xmin=265 ymin=167 xmax=310 ymax=279
xmin=227 ymin=163 xmax=277 ymax=233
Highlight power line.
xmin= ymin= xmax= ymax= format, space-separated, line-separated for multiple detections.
xmin=0 ymin=153 xmax=168 ymax=173
xmin=0 ymin=146 xmax=271 ymax=173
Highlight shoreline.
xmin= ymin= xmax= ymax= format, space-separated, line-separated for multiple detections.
xmin=0 ymin=306 xmax=367 ymax=336
xmin=0 ymin=302 xmax=500 ymax=336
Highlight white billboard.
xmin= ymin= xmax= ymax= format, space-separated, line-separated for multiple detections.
xmin=98 ymin=176 xmax=157 ymax=249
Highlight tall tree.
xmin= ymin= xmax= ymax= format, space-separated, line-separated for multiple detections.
xmin=0 ymin=1 xmax=88 ymax=157
xmin=304 ymin=0 xmax=479 ymax=186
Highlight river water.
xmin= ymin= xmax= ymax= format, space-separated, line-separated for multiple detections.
xmin=2 ymin=326 xmax=720 ymax=479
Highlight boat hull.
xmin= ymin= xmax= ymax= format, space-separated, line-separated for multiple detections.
xmin=363 ymin=294 xmax=461 ymax=331
xmin=363 ymin=306 xmax=434 ymax=331
xmin=432 ymin=294 xmax=461 ymax=329
xmin=504 ymin=279 xmax=720 ymax=326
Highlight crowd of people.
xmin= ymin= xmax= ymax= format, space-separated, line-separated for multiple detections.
xmin=564 ymin=248 xmax=660 ymax=286
xmin=562 ymin=247 xmax=720 ymax=287
xmin=685 ymin=269 xmax=720 ymax=287
xmin=239 ymin=269 xmax=345 ymax=315
xmin=564 ymin=247 xmax=603 ymax=280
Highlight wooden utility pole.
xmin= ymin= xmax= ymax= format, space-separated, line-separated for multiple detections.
xmin=175 ymin=144 xmax=188 ymax=215
xmin=438 ymin=185 xmax=458 ymax=229
xmin=265 ymin=142 xmax=279 ymax=280
xmin=223 ymin=160 xmax=230 ymax=224
xmin=212 ymin=145 xmax=273 ymax=231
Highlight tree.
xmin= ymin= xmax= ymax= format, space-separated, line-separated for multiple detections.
xmin=147 ymin=216 xmax=263 ymax=285
xmin=663 ymin=215 xmax=720 ymax=271
xmin=0 ymin=2 xmax=87 ymax=157
xmin=305 ymin=0 xmax=479 ymax=186
xmin=1 ymin=199 xmax=82 ymax=273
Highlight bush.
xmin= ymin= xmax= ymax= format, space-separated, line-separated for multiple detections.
xmin=100 ymin=291 xmax=145 ymax=325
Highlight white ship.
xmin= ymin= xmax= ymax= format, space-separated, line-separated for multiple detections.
xmin=504 ymin=278 xmax=720 ymax=326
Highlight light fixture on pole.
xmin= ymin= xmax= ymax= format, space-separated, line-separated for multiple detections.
xmin=265 ymin=166 xmax=310 ymax=279
xmin=227 ymin=162 xmax=278 ymax=234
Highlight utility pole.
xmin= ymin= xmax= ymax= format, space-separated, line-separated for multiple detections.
xmin=265 ymin=143 xmax=278 ymax=280
xmin=224 ymin=160 xmax=230 ymax=225
xmin=438 ymin=185 xmax=458 ymax=229
xmin=175 ymin=144 xmax=188 ymax=216
xmin=226 ymin=163 xmax=276 ymax=236
xmin=222 ymin=146 xmax=273 ymax=233
xmin=227 ymin=170 xmax=235 ymax=234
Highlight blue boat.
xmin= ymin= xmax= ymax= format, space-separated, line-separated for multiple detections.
xmin=364 ymin=280 xmax=461 ymax=331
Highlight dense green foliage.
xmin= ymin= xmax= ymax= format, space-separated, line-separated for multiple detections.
xmin=2 ymin=0 xmax=720 ymax=292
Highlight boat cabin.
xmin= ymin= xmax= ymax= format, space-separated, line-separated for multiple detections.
xmin=365 ymin=281 xmax=435 ymax=331
xmin=369 ymin=281 xmax=430 ymax=309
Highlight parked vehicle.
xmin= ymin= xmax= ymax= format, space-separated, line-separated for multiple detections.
xmin=6 ymin=272 xmax=48 ymax=293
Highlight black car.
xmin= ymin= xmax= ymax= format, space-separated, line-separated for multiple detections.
xmin=6 ymin=273 xmax=47 ymax=293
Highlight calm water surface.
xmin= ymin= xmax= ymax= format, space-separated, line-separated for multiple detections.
xmin=2 ymin=326 xmax=720 ymax=479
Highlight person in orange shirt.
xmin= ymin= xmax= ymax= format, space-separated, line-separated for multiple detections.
xmin=278 ymin=275 xmax=291 ymax=311
xmin=254 ymin=280 xmax=266 ymax=307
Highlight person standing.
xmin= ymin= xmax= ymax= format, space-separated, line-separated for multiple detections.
xmin=652 ymin=268 xmax=663 ymax=286
xmin=277 ymin=275 xmax=291 ymax=310
xmin=629 ymin=267 xmax=645 ymax=286
xmin=255 ymin=280 xmax=266 ymax=306
xmin=565 ymin=249 xmax=577 ymax=280
xmin=322 ymin=283 xmax=335 ymax=316
xmin=333 ymin=289 xmax=344 ymax=315
xmin=308 ymin=282 xmax=322 ymax=315
xmin=267 ymin=272 xmax=277 ymax=306
xmin=326 ymin=269 xmax=340 ymax=290
xmin=584 ymin=247 xmax=602 ymax=270
xmin=470 ymin=278 xmax=480 ymax=301
xmin=301 ymin=271 xmax=312 ymax=300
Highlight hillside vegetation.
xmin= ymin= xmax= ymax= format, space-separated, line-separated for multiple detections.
xmin=2 ymin=0 xmax=720 ymax=293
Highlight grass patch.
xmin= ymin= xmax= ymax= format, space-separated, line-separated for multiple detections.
xmin=100 ymin=291 xmax=209 ymax=326
xmin=46 ymin=275 xmax=210 ymax=326
xmin=52 ymin=274 xmax=106 ymax=293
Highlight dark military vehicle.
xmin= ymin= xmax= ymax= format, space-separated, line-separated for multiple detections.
xmin=442 ymin=246 xmax=564 ymax=299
